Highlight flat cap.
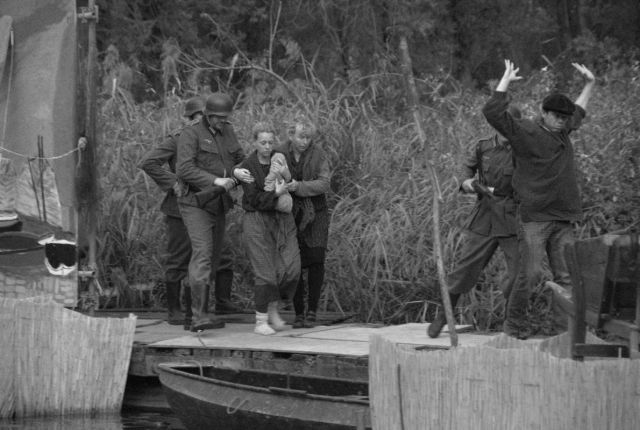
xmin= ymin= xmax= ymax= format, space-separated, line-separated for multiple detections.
xmin=542 ymin=93 xmax=575 ymax=115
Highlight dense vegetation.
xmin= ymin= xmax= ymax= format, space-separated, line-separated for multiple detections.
xmin=91 ymin=0 xmax=640 ymax=333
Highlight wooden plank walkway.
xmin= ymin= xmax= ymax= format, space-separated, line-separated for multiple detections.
xmin=125 ymin=310 xmax=497 ymax=377
xmin=118 ymin=311 xmax=503 ymax=411
xmin=148 ymin=322 xmax=491 ymax=356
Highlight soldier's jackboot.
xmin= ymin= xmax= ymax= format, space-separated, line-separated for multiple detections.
xmin=190 ymin=282 xmax=224 ymax=332
xmin=427 ymin=294 xmax=460 ymax=338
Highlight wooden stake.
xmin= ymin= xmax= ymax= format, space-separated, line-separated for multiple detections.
xmin=397 ymin=35 xmax=457 ymax=347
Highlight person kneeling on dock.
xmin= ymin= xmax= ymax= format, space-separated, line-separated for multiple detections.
xmin=236 ymin=122 xmax=301 ymax=335
xmin=428 ymin=108 xmax=521 ymax=339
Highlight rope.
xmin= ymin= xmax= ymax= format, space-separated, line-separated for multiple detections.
xmin=0 ymin=144 xmax=81 ymax=160
xmin=226 ymin=397 xmax=248 ymax=414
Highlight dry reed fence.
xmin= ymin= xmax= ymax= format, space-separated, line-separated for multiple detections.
xmin=369 ymin=333 xmax=640 ymax=430
xmin=0 ymin=296 xmax=137 ymax=418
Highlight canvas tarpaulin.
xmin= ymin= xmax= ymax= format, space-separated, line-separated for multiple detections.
xmin=0 ymin=0 xmax=77 ymax=231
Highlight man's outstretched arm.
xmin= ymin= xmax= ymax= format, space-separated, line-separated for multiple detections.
xmin=482 ymin=59 xmax=524 ymax=146
xmin=572 ymin=63 xmax=596 ymax=110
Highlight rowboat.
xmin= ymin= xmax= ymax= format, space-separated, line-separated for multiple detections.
xmin=156 ymin=361 xmax=371 ymax=430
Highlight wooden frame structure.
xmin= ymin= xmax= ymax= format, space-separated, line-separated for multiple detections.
xmin=550 ymin=233 xmax=640 ymax=360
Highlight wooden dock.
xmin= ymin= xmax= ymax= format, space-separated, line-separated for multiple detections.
xmin=108 ymin=310 xmax=499 ymax=411
xmin=115 ymin=310 xmax=495 ymax=378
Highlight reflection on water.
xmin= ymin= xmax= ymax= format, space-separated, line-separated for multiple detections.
xmin=0 ymin=411 xmax=186 ymax=430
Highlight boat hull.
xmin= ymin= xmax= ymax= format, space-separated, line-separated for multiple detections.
xmin=157 ymin=363 xmax=371 ymax=430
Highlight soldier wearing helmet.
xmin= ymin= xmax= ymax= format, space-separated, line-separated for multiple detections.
xmin=175 ymin=92 xmax=251 ymax=332
xmin=139 ymin=96 xmax=244 ymax=330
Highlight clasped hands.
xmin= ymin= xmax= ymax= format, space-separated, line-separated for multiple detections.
xmin=275 ymin=179 xmax=299 ymax=196
xmin=233 ymin=167 xmax=298 ymax=195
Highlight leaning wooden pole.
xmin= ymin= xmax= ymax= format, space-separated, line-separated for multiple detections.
xmin=398 ymin=35 xmax=457 ymax=347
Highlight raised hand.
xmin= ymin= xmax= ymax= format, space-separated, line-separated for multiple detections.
xmin=495 ymin=59 xmax=523 ymax=92
xmin=502 ymin=59 xmax=523 ymax=83
xmin=571 ymin=63 xmax=595 ymax=82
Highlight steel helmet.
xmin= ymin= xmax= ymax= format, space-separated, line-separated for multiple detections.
xmin=205 ymin=92 xmax=233 ymax=117
xmin=183 ymin=97 xmax=205 ymax=118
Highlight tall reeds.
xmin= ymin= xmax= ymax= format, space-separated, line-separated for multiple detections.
xmin=95 ymin=62 xmax=640 ymax=331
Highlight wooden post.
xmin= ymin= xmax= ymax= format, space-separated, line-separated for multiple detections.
xmin=398 ymin=35 xmax=457 ymax=347
xmin=76 ymin=0 xmax=99 ymax=312
xmin=565 ymin=242 xmax=586 ymax=361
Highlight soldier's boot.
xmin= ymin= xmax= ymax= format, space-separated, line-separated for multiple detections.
xmin=182 ymin=279 xmax=193 ymax=331
xmin=190 ymin=282 xmax=224 ymax=332
xmin=165 ymin=281 xmax=184 ymax=325
xmin=427 ymin=294 xmax=460 ymax=338
xmin=214 ymin=269 xmax=243 ymax=314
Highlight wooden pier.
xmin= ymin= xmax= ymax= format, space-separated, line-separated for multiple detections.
xmin=103 ymin=309 xmax=497 ymax=411
xmin=117 ymin=310 xmax=493 ymax=378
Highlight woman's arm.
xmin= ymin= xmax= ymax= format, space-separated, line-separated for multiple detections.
xmin=289 ymin=156 xmax=331 ymax=197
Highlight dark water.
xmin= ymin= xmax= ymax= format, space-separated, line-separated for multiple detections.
xmin=0 ymin=410 xmax=186 ymax=430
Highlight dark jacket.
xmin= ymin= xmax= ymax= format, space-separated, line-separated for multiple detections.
xmin=458 ymin=135 xmax=517 ymax=237
xmin=281 ymin=140 xmax=331 ymax=211
xmin=138 ymin=130 xmax=183 ymax=218
xmin=176 ymin=119 xmax=245 ymax=214
xmin=482 ymin=91 xmax=585 ymax=222
xmin=280 ymin=139 xmax=331 ymax=248
xmin=238 ymin=151 xmax=281 ymax=212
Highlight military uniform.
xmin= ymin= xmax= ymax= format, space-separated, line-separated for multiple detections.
xmin=175 ymin=118 xmax=245 ymax=329
xmin=139 ymin=120 xmax=239 ymax=327
xmin=428 ymin=133 xmax=520 ymax=338
xmin=447 ymin=134 xmax=519 ymax=299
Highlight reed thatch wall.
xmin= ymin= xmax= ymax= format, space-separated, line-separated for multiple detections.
xmin=370 ymin=333 xmax=640 ymax=430
xmin=0 ymin=296 xmax=136 ymax=417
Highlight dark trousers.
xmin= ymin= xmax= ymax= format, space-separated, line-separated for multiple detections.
xmin=293 ymin=246 xmax=326 ymax=316
xmin=165 ymin=216 xmax=192 ymax=319
xmin=165 ymin=215 xmax=191 ymax=284
xmin=179 ymin=204 xmax=226 ymax=324
xmin=506 ymin=219 xmax=573 ymax=327
xmin=447 ymin=229 xmax=519 ymax=301
xmin=164 ymin=215 xmax=235 ymax=319
xmin=242 ymin=211 xmax=301 ymax=313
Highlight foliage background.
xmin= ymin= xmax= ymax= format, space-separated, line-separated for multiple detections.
xmin=89 ymin=0 xmax=640 ymax=333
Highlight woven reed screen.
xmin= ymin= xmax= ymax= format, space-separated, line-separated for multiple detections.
xmin=0 ymin=297 xmax=136 ymax=417
xmin=370 ymin=333 xmax=639 ymax=430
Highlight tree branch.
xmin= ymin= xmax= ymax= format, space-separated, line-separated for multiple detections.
xmin=398 ymin=34 xmax=457 ymax=347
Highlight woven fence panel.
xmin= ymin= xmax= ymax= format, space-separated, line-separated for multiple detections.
xmin=0 ymin=296 xmax=136 ymax=417
xmin=370 ymin=334 xmax=640 ymax=430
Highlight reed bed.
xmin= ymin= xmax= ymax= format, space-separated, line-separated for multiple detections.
xmin=369 ymin=334 xmax=640 ymax=430
xmin=0 ymin=296 xmax=136 ymax=417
